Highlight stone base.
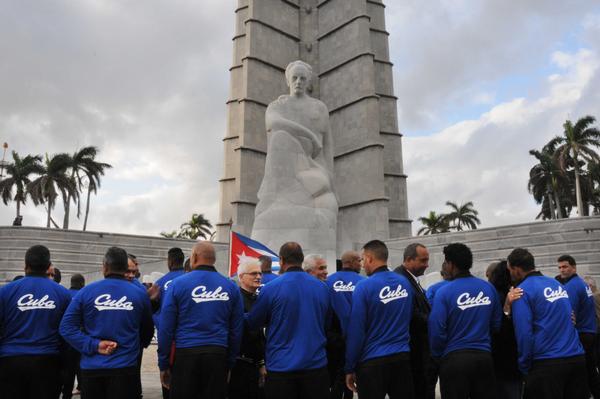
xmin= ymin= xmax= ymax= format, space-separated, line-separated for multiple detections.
xmin=0 ymin=227 xmax=229 ymax=285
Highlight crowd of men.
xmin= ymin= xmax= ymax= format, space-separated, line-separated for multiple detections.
xmin=0 ymin=239 xmax=599 ymax=399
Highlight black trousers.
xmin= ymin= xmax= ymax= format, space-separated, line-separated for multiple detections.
xmin=61 ymin=348 xmax=81 ymax=399
xmin=80 ymin=367 xmax=138 ymax=399
xmin=355 ymin=353 xmax=414 ymax=399
xmin=523 ymin=355 xmax=588 ymax=399
xmin=0 ymin=354 xmax=60 ymax=399
xmin=327 ymin=342 xmax=353 ymax=399
xmin=580 ymin=332 xmax=600 ymax=398
xmin=264 ymin=367 xmax=329 ymax=399
xmin=439 ymin=350 xmax=495 ymax=399
xmin=170 ymin=347 xmax=228 ymax=399
xmin=229 ymin=359 xmax=264 ymax=399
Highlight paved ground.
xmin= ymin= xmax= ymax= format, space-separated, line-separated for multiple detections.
xmin=140 ymin=346 xmax=162 ymax=399
xmin=133 ymin=345 xmax=440 ymax=399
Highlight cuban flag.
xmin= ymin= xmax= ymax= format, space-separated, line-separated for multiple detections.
xmin=229 ymin=231 xmax=280 ymax=277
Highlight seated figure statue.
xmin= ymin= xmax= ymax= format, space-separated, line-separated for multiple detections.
xmin=252 ymin=60 xmax=338 ymax=259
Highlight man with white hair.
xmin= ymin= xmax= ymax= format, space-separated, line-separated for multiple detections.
xmin=229 ymin=259 xmax=266 ymax=399
xmin=303 ymin=254 xmax=328 ymax=282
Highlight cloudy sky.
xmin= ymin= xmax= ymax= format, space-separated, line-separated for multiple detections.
xmin=1 ymin=0 xmax=599 ymax=237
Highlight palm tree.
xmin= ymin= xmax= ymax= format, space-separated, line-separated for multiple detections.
xmin=548 ymin=115 xmax=600 ymax=216
xmin=417 ymin=211 xmax=450 ymax=235
xmin=62 ymin=147 xmax=97 ymax=229
xmin=160 ymin=230 xmax=181 ymax=239
xmin=444 ymin=201 xmax=481 ymax=231
xmin=179 ymin=213 xmax=213 ymax=240
xmin=528 ymin=143 xmax=570 ymax=219
xmin=589 ymin=161 xmax=600 ymax=215
xmin=27 ymin=153 xmax=78 ymax=228
xmin=0 ymin=151 xmax=44 ymax=219
xmin=59 ymin=147 xmax=112 ymax=230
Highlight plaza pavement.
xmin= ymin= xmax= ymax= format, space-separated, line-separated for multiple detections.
xmin=139 ymin=345 xmax=441 ymax=399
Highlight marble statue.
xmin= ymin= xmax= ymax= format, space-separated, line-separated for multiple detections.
xmin=252 ymin=60 xmax=338 ymax=260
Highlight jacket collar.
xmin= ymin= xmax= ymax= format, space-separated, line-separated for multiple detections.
xmin=342 ymin=268 xmax=360 ymax=274
xmin=193 ymin=265 xmax=217 ymax=272
xmin=555 ymin=273 xmax=578 ymax=285
xmin=519 ymin=270 xmax=543 ymax=285
xmin=371 ymin=265 xmax=389 ymax=275
xmin=284 ymin=266 xmax=303 ymax=273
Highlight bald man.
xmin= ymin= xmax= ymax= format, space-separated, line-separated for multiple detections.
xmin=247 ymin=242 xmax=331 ymax=399
xmin=158 ymin=242 xmax=244 ymax=399
xmin=326 ymin=251 xmax=365 ymax=399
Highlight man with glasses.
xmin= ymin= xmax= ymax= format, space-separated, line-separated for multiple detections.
xmin=229 ymin=259 xmax=266 ymax=399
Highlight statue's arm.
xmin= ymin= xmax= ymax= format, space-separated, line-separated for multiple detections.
xmin=266 ymin=106 xmax=322 ymax=156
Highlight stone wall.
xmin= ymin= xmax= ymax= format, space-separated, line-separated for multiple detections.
xmin=0 ymin=227 xmax=229 ymax=285
xmin=384 ymin=216 xmax=600 ymax=286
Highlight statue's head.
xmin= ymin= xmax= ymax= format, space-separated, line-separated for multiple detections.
xmin=285 ymin=60 xmax=312 ymax=96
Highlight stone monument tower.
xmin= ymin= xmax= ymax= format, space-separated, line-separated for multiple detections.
xmin=216 ymin=0 xmax=411 ymax=253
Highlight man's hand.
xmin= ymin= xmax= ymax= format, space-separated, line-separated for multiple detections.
xmin=160 ymin=369 xmax=171 ymax=389
xmin=345 ymin=373 xmax=357 ymax=393
xmin=503 ymin=287 xmax=524 ymax=315
xmin=97 ymin=340 xmax=117 ymax=355
xmin=147 ymin=284 xmax=160 ymax=301
xmin=258 ymin=365 xmax=267 ymax=387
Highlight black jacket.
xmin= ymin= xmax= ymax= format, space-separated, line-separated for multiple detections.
xmin=239 ymin=288 xmax=265 ymax=366
xmin=394 ymin=266 xmax=431 ymax=363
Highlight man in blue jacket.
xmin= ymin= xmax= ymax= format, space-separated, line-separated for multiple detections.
xmin=247 ymin=242 xmax=331 ymax=399
xmin=345 ymin=240 xmax=415 ymax=399
xmin=0 ymin=245 xmax=71 ymax=399
xmin=429 ymin=243 xmax=502 ymax=399
xmin=153 ymin=247 xmax=186 ymax=327
xmin=555 ymin=254 xmax=600 ymax=398
xmin=508 ymin=248 xmax=587 ymax=398
xmin=326 ymin=250 xmax=365 ymax=399
xmin=60 ymin=247 xmax=154 ymax=399
xmin=158 ymin=242 xmax=244 ymax=399
xmin=259 ymin=255 xmax=278 ymax=285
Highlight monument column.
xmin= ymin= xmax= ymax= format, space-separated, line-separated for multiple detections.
xmin=217 ymin=0 xmax=412 ymax=248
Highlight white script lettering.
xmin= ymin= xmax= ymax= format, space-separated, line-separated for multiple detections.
xmin=333 ymin=281 xmax=355 ymax=292
xmin=456 ymin=292 xmax=491 ymax=310
xmin=17 ymin=294 xmax=56 ymax=312
xmin=544 ymin=286 xmax=569 ymax=303
xmin=379 ymin=285 xmax=408 ymax=304
xmin=94 ymin=294 xmax=134 ymax=311
xmin=191 ymin=286 xmax=230 ymax=303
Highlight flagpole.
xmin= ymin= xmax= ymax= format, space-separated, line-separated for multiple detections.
xmin=227 ymin=218 xmax=233 ymax=277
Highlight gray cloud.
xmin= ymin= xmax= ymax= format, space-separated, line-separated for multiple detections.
xmin=387 ymin=0 xmax=598 ymax=131
xmin=0 ymin=1 xmax=598 ymax=239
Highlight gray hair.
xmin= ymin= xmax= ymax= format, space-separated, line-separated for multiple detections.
xmin=584 ymin=275 xmax=598 ymax=293
xmin=285 ymin=60 xmax=313 ymax=82
xmin=403 ymin=243 xmax=426 ymax=261
xmin=238 ymin=258 xmax=261 ymax=275
xmin=303 ymin=254 xmax=324 ymax=272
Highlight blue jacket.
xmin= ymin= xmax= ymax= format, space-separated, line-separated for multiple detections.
xmin=556 ymin=274 xmax=597 ymax=334
xmin=158 ymin=266 xmax=244 ymax=371
xmin=429 ymin=273 xmax=502 ymax=358
xmin=513 ymin=271 xmax=584 ymax=374
xmin=153 ymin=269 xmax=185 ymax=330
xmin=426 ymin=279 xmax=450 ymax=305
xmin=246 ymin=267 xmax=331 ymax=372
xmin=0 ymin=275 xmax=71 ymax=357
xmin=326 ymin=269 xmax=366 ymax=335
xmin=60 ymin=275 xmax=154 ymax=370
xmin=261 ymin=272 xmax=278 ymax=285
xmin=345 ymin=267 xmax=413 ymax=373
